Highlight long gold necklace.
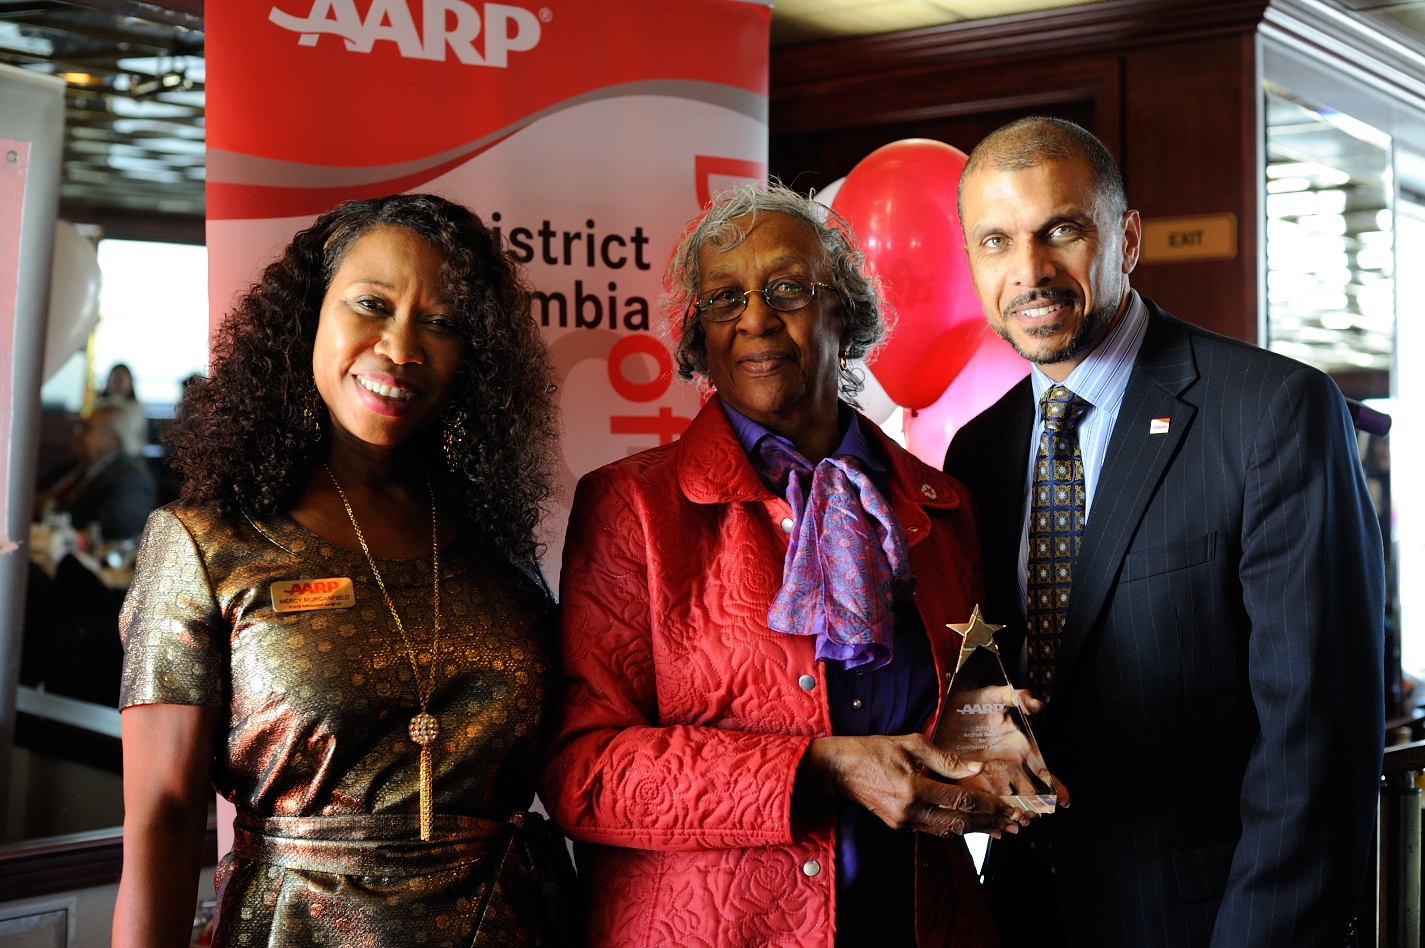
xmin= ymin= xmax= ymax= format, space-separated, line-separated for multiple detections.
xmin=324 ymin=463 xmax=442 ymax=841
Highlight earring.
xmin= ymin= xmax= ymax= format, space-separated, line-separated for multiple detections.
xmin=839 ymin=350 xmax=849 ymax=371
xmin=442 ymin=407 xmax=468 ymax=471
xmin=302 ymin=386 xmax=323 ymax=441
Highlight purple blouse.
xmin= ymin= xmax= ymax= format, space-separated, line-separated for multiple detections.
xmin=722 ymin=401 xmax=940 ymax=946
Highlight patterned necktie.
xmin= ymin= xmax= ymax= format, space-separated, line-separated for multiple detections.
xmin=1026 ymin=384 xmax=1091 ymax=700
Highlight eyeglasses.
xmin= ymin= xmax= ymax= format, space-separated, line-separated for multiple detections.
xmin=695 ymin=278 xmax=837 ymax=323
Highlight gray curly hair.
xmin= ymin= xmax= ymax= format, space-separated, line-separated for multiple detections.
xmin=663 ymin=182 xmax=889 ymax=401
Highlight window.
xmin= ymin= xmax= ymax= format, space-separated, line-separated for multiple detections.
xmin=1264 ymin=83 xmax=1394 ymax=378
xmin=41 ymin=239 xmax=208 ymax=416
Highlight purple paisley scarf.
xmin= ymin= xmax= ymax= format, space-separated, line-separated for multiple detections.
xmin=752 ymin=437 xmax=912 ymax=670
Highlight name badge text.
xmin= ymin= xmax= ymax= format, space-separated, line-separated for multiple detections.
xmin=271 ymin=577 xmax=356 ymax=613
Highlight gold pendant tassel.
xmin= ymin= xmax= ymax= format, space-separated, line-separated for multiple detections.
xmin=410 ymin=711 xmax=439 ymax=841
xmin=419 ymin=743 xmax=433 ymax=841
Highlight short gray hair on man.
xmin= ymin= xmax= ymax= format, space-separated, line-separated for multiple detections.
xmin=958 ymin=116 xmax=1127 ymax=222
xmin=663 ymin=182 xmax=888 ymax=401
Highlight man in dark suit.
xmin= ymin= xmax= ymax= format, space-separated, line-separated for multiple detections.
xmin=41 ymin=403 xmax=157 ymax=540
xmin=944 ymin=116 xmax=1384 ymax=948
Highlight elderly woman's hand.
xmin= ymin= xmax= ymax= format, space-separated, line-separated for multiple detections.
xmin=795 ymin=735 xmax=1032 ymax=838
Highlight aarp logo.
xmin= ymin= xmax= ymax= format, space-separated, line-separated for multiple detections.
xmin=269 ymin=0 xmax=546 ymax=67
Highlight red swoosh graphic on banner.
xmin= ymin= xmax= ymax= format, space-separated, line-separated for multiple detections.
xmin=207 ymin=132 xmax=513 ymax=220
xmin=210 ymin=118 xmax=774 ymax=222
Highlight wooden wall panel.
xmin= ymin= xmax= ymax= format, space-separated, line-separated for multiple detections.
xmin=771 ymin=0 xmax=1268 ymax=90
xmin=1122 ymin=35 xmax=1261 ymax=341
xmin=771 ymin=98 xmax=1100 ymax=197
xmin=770 ymin=57 xmax=1121 ymax=194
xmin=770 ymin=1 xmax=1270 ymax=343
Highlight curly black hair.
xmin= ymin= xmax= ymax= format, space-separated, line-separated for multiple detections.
xmin=171 ymin=193 xmax=559 ymax=565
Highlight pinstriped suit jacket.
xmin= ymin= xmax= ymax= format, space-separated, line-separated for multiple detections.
xmin=944 ymin=301 xmax=1385 ymax=948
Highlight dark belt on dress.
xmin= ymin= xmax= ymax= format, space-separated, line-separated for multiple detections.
xmin=231 ymin=810 xmax=527 ymax=877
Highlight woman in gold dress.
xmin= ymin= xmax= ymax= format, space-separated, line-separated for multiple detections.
xmin=112 ymin=194 xmax=575 ymax=948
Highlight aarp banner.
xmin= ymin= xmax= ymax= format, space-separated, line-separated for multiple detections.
xmin=206 ymin=0 xmax=769 ymax=581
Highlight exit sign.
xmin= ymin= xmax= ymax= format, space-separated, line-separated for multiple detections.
xmin=1140 ymin=213 xmax=1238 ymax=263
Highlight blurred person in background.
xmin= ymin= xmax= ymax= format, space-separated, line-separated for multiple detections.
xmin=26 ymin=401 xmax=156 ymax=706
xmin=38 ymin=403 xmax=157 ymax=540
xmin=97 ymin=362 xmax=149 ymax=456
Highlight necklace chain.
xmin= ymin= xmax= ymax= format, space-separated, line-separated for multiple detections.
xmin=322 ymin=463 xmax=444 ymax=841
xmin=323 ymin=464 xmax=441 ymax=709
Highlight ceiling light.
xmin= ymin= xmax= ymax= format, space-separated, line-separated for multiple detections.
xmin=1268 ymin=190 xmax=1349 ymax=218
xmin=155 ymin=90 xmax=204 ymax=108
xmin=1357 ymin=249 xmax=1392 ymax=271
xmin=108 ymin=97 xmax=195 ymax=119
xmin=111 ymin=119 xmax=204 ymax=139
xmin=1267 ymin=162 xmax=1351 ymax=186
xmin=116 ymin=55 xmax=204 ymax=83
xmin=1299 ymin=213 xmax=1349 ymax=235
xmin=129 ymin=72 xmax=192 ymax=97
xmin=0 ymin=23 xmax=53 ymax=57
xmin=1319 ymin=110 xmax=1392 ymax=149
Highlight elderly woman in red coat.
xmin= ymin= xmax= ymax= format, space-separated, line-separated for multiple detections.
xmin=541 ymin=184 xmax=1038 ymax=948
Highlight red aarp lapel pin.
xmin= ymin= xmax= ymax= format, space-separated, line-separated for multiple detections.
xmin=1149 ymin=418 xmax=1171 ymax=435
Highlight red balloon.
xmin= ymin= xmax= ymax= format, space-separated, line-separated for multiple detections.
xmin=832 ymin=139 xmax=987 ymax=409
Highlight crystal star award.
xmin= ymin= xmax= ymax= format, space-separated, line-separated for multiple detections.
xmin=930 ymin=606 xmax=1057 ymax=813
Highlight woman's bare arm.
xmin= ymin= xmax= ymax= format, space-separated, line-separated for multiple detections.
xmin=113 ymin=703 xmax=219 ymax=948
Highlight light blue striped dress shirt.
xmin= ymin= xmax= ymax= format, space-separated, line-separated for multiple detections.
xmin=1017 ymin=290 xmax=1150 ymax=606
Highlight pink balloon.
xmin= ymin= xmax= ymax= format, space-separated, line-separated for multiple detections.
xmin=832 ymin=139 xmax=985 ymax=409
xmin=903 ymin=331 xmax=1030 ymax=468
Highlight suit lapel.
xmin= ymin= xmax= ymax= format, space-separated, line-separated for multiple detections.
xmin=993 ymin=381 xmax=1035 ymax=628
xmin=1055 ymin=306 xmax=1199 ymax=692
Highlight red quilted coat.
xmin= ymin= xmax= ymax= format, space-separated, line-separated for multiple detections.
xmin=541 ymin=396 xmax=999 ymax=948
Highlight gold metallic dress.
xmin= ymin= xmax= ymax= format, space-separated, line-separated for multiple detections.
xmin=119 ymin=500 xmax=577 ymax=948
